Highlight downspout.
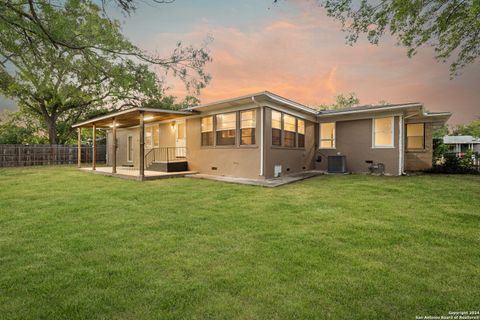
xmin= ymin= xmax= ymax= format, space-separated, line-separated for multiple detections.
xmin=251 ymin=96 xmax=264 ymax=177
xmin=398 ymin=115 xmax=404 ymax=176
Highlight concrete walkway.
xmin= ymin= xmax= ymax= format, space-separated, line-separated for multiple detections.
xmin=186 ymin=170 xmax=324 ymax=187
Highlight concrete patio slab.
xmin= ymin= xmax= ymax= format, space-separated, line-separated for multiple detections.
xmin=186 ymin=170 xmax=324 ymax=187
xmin=80 ymin=167 xmax=197 ymax=181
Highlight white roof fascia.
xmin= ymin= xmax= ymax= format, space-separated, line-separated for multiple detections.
xmin=72 ymin=107 xmax=193 ymax=128
xmin=318 ymin=103 xmax=423 ymax=117
xmin=187 ymin=91 xmax=318 ymax=115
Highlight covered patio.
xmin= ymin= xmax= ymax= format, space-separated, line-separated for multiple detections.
xmin=72 ymin=107 xmax=196 ymax=180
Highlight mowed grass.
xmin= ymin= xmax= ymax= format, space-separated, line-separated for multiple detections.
xmin=0 ymin=167 xmax=479 ymax=320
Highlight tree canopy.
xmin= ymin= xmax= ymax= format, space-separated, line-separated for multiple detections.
xmin=0 ymin=112 xmax=47 ymax=144
xmin=273 ymin=0 xmax=480 ymax=77
xmin=0 ymin=0 xmax=211 ymax=144
xmin=318 ymin=92 xmax=360 ymax=110
xmin=0 ymin=0 xmax=211 ymax=84
xmin=452 ymin=119 xmax=480 ymax=137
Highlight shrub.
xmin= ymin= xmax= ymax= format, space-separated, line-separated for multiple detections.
xmin=427 ymin=151 xmax=479 ymax=174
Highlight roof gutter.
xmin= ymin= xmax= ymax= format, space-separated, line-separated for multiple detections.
xmin=404 ymin=111 xmax=421 ymax=119
xmin=318 ymin=103 xmax=423 ymax=117
xmin=263 ymin=92 xmax=318 ymax=115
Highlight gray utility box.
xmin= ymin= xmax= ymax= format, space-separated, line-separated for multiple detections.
xmin=328 ymin=155 xmax=347 ymax=173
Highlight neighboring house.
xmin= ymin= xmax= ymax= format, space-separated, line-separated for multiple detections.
xmin=442 ymin=135 xmax=480 ymax=154
xmin=73 ymin=91 xmax=451 ymax=180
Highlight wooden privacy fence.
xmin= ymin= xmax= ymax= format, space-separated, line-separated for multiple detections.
xmin=0 ymin=144 xmax=106 ymax=167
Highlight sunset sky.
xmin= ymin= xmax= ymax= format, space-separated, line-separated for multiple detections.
xmin=2 ymin=0 xmax=479 ymax=124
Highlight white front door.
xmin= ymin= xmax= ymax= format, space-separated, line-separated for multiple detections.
xmin=175 ymin=120 xmax=186 ymax=158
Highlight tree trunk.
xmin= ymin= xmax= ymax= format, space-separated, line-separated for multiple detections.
xmin=45 ymin=116 xmax=58 ymax=145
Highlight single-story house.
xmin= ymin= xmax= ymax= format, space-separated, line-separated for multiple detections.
xmin=442 ymin=135 xmax=480 ymax=154
xmin=72 ymin=91 xmax=451 ymax=180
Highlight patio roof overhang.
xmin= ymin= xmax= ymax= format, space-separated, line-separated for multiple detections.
xmin=405 ymin=111 xmax=452 ymax=128
xmin=72 ymin=107 xmax=196 ymax=129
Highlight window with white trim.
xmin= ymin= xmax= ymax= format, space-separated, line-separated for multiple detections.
xmin=406 ymin=123 xmax=425 ymax=150
xmin=320 ymin=122 xmax=335 ymax=149
xmin=216 ymin=112 xmax=236 ymax=146
xmin=201 ymin=116 xmax=213 ymax=146
xmin=240 ymin=109 xmax=256 ymax=145
xmin=373 ymin=117 xmax=394 ymax=148
xmin=298 ymin=119 xmax=305 ymax=148
xmin=283 ymin=114 xmax=296 ymax=148
xmin=272 ymin=110 xmax=282 ymax=146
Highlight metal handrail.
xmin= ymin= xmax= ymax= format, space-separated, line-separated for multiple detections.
xmin=144 ymin=147 xmax=187 ymax=168
xmin=144 ymin=148 xmax=156 ymax=168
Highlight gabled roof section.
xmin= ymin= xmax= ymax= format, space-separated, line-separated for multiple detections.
xmin=318 ymin=102 xmax=423 ymax=116
xmin=186 ymin=91 xmax=319 ymax=115
xmin=317 ymin=102 xmax=451 ymax=124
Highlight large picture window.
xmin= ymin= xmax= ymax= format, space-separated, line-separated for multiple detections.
xmin=406 ymin=123 xmax=425 ymax=150
xmin=298 ymin=119 xmax=305 ymax=148
xmin=216 ymin=112 xmax=236 ymax=145
xmin=272 ymin=110 xmax=282 ymax=146
xmin=320 ymin=122 xmax=335 ymax=149
xmin=283 ymin=114 xmax=296 ymax=148
xmin=240 ymin=110 xmax=256 ymax=145
xmin=201 ymin=116 xmax=213 ymax=146
xmin=373 ymin=117 xmax=394 ymax=148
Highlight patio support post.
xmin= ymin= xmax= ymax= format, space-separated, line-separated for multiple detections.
xmin=139 ymin=111 xmax=145 ymax=180
xmin=112 ymin=117 xmax=117 ymax=174
xmin=92 ymin=123 xmax=96 ymax=170
xmin=77 ymin=128 xmax=81 ymax=168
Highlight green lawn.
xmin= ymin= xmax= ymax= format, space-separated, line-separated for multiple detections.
xmin=0 ymin=167 xmax=479 ymax=319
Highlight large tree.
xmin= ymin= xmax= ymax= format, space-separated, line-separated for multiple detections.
xmin=452 ymin=119 xmax=480 ymax=137
xmin=0 ymin=0 xmax=197 ymax=67
xmin=0 ymin=0 xmax=211 ymax=144
xmin=275 ymin=0 xmax=480 ymax=77
xmin=318 ymin=92 xmax=360 ymax=110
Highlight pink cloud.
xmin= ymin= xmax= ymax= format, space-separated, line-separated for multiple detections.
xmin=143 ymin=4 xmax=480 ymax=125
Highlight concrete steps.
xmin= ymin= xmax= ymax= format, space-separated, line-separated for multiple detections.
xmin=147 ymin=160 xmax=188 ymax=172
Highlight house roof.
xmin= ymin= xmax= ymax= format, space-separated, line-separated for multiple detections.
xmin=186 ymin=91 xmax=319 ymax=115
xmin=318 ymin=102 xmax=423 ymax=116
xmin=317 ymin=103 xmax=451 ymax=125
xmin=72 ymin=107 xmax=195 ymax=128
xmin=72 ymin=91 xmax=452 ymax=128
xmin=443 ymin=135 xmax=480 ymax=144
